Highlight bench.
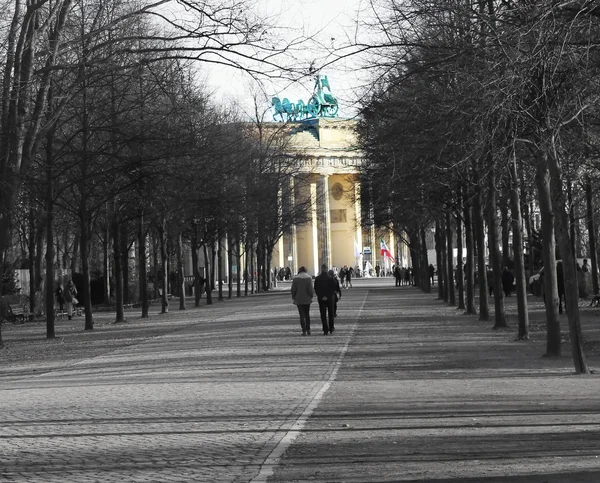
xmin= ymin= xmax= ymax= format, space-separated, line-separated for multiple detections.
xmin=8 ymin=305 xmax=26 ymax=324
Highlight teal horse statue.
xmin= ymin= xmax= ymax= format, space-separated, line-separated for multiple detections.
xmin=271 ymin=73 xmax=338 ymax=122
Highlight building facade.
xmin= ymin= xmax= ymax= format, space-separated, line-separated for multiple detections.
xmin=269 ymin=117 xmax=407 ymax=276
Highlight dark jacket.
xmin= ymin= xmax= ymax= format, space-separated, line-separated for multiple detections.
xmin=501 ymin=269 xmax=514 ymax=291
xmin=314 ymin=272 xmax=336 ymax=303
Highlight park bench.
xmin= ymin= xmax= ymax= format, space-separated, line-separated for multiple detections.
xmin=8 ymin=304 xmax=26 ymax=324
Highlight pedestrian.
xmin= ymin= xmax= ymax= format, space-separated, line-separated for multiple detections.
xmin=487 ymin=268 xmax=494 ymax=296
xmin=345 ymin=265 xmax=353 ymax=288
xmin=502 ymin=267 xmax=515 ymax=297
xmin=55 ymin=283 xmax=65 ymax=313
xmin=375 ymin=264 xmax=381 ymax=277
xmin=291 ymin=266 xmax=314 ymax=336
xmin=582 ymin=259 xmax=590 ymax=272
xmin=339 ymin=266 xmax=347 ymax=288
xmin=64 ymin=280 xmax=78 ymax=320
xmin=329 ymin=270 xmax=342 ymax=318
xmin=314 ymin=264 xmax=336 ymax=335
xmin=429 ymin=264 xmax=435 ymax=286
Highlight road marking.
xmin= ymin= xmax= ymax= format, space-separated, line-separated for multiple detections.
xmin=249 ymin=291 xmax=368 ymax=482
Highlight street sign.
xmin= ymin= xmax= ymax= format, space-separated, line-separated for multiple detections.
xmin=363 ymin=247 xmax=371 ymax=254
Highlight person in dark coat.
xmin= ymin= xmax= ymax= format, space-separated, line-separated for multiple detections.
xmin=501 ymin=267 xmax=515 ymax=297
xmin=487 ymin=269 xmax=494 ymax=296
xmin=291 ymin=266 xmax=314 ymax=336
xmin=55 ymin=283 xmax=65 ymax=312
xmin=329 ymin=270 xmax=342 ymax=318
xmin=64 ymin=280 xmax=78 ymax=320
xmin=345 ymin=265 xmax=353 ymax=288
xmin=314 ymin=264 xmax=336 ymax=335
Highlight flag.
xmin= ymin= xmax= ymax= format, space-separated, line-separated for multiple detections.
xmin=380 ymin=238 xmax=395 ymax=263
xmin=354 ymin=239 xmax=361 ymax=258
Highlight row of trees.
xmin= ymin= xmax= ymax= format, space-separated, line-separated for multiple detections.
xmin=0 ymin=0 xmax=314 ymax=346
xmin=356 ymin=0 xmax=600 ymax=374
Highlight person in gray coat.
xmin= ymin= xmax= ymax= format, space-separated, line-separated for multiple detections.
xmin=291 ymin=266 xmax=314 ymax=336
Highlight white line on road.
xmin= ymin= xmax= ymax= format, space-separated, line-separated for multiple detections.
xmin=249 ymin=291 xmax=369 ymax=483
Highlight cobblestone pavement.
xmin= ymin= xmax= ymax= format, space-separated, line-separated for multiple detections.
xmin=270 ymin=287 xmax=600 ymax=482
xmin=0 ymin=283 xmax=369 ymax=482
xmin=2 ymin=281 xmax=600 ymax=482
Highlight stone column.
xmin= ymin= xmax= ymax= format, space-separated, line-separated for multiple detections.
xmin=290 ymin=176 xmax=298 ymax=275
xmin=320 ymin=175 xmax=332 ymax=268
xmin=310 ymin=181 xmax=319 ymax=276
xmin=277 ymin=187 xmax=284 ymax=269
xmin=354 ymin=180 xmax=363 ymax=271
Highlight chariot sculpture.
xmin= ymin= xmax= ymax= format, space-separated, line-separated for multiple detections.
xmin=272 ymin=74 xmax=339 ymax=122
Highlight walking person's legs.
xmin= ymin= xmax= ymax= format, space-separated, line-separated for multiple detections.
xmin=327 ymin=299 xmax=335 ymax=333
xmin=298 ymin=304 xmax=311 ymax=335
xmin=319 ymin=301 xmax=328 ymax=334
xmin=304 ymin=305 xmax=311 ymax=334
xmin=297 ymin=305 xmax=307 ymax=335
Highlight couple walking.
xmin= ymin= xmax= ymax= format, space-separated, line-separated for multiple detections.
xmin=291 ymin=264 xmax=341 ymax=336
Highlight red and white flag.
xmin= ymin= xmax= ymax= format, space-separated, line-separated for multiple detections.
xmin=380 ymin=238 xmax=395 ymax=263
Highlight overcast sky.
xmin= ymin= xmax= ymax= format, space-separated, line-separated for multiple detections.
xmin=202 ymin=0 xmax=377 ymax=119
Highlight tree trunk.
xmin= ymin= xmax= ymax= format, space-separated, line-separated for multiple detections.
xmin=266 ymin=245 xmax=273 ymax=293
xmin=256 ymin=243 xmax=262 ymax=293
xmin=203 ymin=243 xmax=213 ymax=305
xmin=250 ymin=244 xmax=255 ymax=294
xmin=152 ymin=232 xmax=159 ymax=299
xmin=28 ymin=209 xmax=36 ymax=316
xmin=236 ymin=239 xmax=242 ymax=297
xmin=211 ymin=242 xmax=217 ymax=294
xmin=536 ymin=160 xmax=561 ymax=356
xmin=446 ymin=211 xmax=455 ymax=306
xmin=245 ymin=240 xmax=250 ymax=296
xmin=139 ymin=213 xmax=148 ymax=318
xmin=501 ymin=194 xmax=511 ymax=268
xmin=440 ymin=217 xmax=448 ymax=302
xmin=227 ymin=233 xmax=233 ymax=299
xmin=418 ymin=227 xmax=428 ymax=291
xmin=456 ymin=191 xmax=465 ymax=310
xmin=177 ymin=231 xmax=186 ymax=310
xmin=113 ymin=217 xmax=125 ymax=323
xmin=464 ymin=197 xmax=476 ymax=314
xmin=509 ymin=150 xmax=529 ymax=340
xmin=0 ymin=250 xmax=4 ymax=346
xmin=80 ymin=219 xmax=93 ymax=331
xmin=218 ymin=232 xmax=224 ymax=301
xmin=71 ymin=234 xmax=79 ymax=275
xmin=121 ymin=223 xmax=129 ymax=305
xmin=45 ymin=129 xmax=55 ymax=339
xmin=473 ymin=172 xmax=489 ymax=321
xmin=191 ymin=232 xmax=201 ymax=307
xmin=103 ymin=219 xmax=110 ymax=304
xmin=159 ymin=218 xmax=169 ymax=313
xmin=547 ymin=146 xmax=589 ymax=374
xmin=488 ymin=174 xmax=507 ymax=328
xmin=585 ymin=176 xmax=599 ymax=295
xmin=567 ymin=178 xmax=576 ymax=258
xmin=435 ymin=219 xmax=443 ymax=299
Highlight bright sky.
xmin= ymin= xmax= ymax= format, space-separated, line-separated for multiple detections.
xmin=202 ymin=0 xmax=377 ymax=120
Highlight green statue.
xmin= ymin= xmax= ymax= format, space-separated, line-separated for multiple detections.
xmin=271 ymin=73 xmax=339 ymax=122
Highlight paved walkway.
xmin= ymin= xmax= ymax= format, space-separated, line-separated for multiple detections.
xmin=1 ymin=280 xmax=599 ymax=482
